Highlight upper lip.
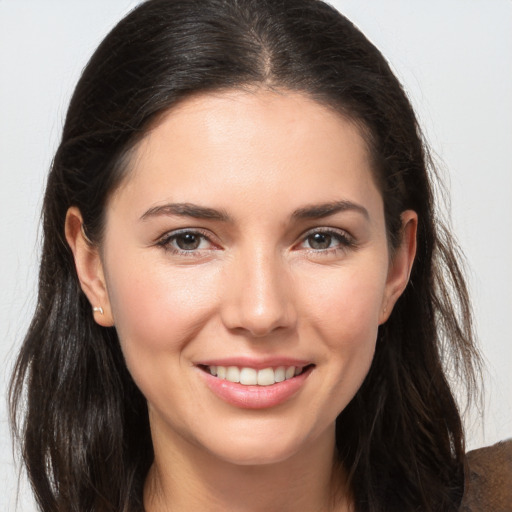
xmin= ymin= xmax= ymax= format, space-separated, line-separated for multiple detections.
xmin=195 ymin=357 xmax=313 ymax=370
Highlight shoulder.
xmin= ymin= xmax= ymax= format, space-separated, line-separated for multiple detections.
xmin=459 ymin=439 xmax=512 ymax=511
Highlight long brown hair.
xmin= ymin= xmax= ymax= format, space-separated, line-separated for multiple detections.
xmin=10 ymin=1 xmax=481 ymax=510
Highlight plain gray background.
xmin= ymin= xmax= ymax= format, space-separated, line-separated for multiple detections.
xmin=1 ymin=1 xmax=511 ymax=510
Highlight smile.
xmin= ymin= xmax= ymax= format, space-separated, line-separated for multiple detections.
xmin=198 ymin=363 xmax=315 ymax=409
xmin=203 ymin=365 xmax=307 ymax=386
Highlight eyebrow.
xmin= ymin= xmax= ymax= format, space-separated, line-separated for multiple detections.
xmin=140 ymin=202 xmax=231 ymax=222
xmin=140 ymin=199 xmax=369 ymax=223
xmin=291 ymin=200 xmax=369 ymax=220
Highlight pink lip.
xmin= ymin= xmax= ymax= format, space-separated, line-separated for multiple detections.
xmin=198 ymin=364 xmax=314 ymax=410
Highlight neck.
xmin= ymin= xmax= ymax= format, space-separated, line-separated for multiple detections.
xmin=144 ymin=423 xmax=350 ymax=512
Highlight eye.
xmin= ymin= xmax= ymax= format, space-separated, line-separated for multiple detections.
xmin=157 ymin=229 xmax=216 ymax=254
xmin=298 ymin=228 xmax=355 ymax=252
xmin=174 ymin=232 xmax=203 ymax=251
xmin=306 ymin=232 xmax=335 ymax=250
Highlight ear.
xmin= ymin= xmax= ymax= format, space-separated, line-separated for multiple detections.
xmin=64 ymin=207 xmax=114 ymax=327
xmin=379 ymin=210 xmax=418 ymax=324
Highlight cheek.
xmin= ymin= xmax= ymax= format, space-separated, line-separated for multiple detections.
xmin=104 ymin=260 xmax=223 ymax=411
xmin=299 ymin=262 xmax=387 ymax=402
xmin=302 ymin=263 xmax=387 ymax=343
xmin=104 ymin=253 xmax=221 ymax=358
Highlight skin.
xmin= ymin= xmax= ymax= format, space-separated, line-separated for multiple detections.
xmin=66 ymin=89 xmax=417 ymax=511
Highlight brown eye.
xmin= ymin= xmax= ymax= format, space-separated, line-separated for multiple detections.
xmin=307 ymin=232 xmax=332 ymax=250
xmin=298 ymin=229 xmax=355 ymax=254
xmin=157 ymin=230 xmax=213 ymax=254
xmin=174 ymin=232 xmax=201 ymax=250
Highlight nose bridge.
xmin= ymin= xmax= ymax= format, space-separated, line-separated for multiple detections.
xmin=221 ymin=242 xmax=296 ymax=337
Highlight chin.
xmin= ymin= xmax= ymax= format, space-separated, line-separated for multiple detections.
xmin=212 ymin=439 xmax=304 ymax=466
xmin=198 ymin=418 xmax=330 ymax=467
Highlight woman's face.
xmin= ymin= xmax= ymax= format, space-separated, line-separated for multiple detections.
xmin=75 ymin=90 xmax=415 ymax=466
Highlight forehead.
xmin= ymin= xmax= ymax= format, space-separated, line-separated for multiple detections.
xmin=110 ymin=89 xmax=381 ymax=220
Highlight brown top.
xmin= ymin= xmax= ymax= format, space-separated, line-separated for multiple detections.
xmin=460 ymin=439 xmax=512 ymax=511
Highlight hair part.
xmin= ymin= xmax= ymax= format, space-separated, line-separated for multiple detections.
xmin=10 ymin=1 xmax=481 ymax=511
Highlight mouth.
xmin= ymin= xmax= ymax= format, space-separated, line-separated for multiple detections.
xmin=198 ymin=364 xmax=315 ymax=386
xmin=197 ymin=361 xmax=315 ymax=409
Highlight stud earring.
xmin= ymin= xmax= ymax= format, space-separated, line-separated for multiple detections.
xmin=93 ymin=306 xmax=104 ymax=315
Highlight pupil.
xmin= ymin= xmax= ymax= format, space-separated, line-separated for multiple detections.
xmin=177 ymin=233 xmax=200 ymax=250
xmin=309 ymin=233 xmax=331 ymax=249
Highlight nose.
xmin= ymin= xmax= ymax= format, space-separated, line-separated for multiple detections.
xmin=220 ymin=247 xmax=297 ymax=338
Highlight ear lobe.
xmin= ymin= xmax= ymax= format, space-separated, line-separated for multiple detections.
xmin=379 ymin=210 xmax=418 ymax=324
xmin=64 ymin=207 xmax=114 ymax=327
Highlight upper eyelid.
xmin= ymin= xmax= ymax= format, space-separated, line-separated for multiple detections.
xmin=302 ymin=226 xmax=349 ymax=234
xmin=295 ymin=227 xmax=356 ymax=250
xmin=157 ymin=227 xmax=215 ymax=243
xmin=299 ymin=226 xmax=353 ymax=240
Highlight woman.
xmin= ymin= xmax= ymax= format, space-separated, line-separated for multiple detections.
xmin=9 ymin=0 xmax=488 ymax=510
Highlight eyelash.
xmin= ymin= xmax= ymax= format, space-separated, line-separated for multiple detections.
xmin=156 ymin=228 xmax=356 ymax=257
xmin=298 ymin=228 xmax=356 ymax=256
xmin=156 ymin=229 xmax=217 ymax=257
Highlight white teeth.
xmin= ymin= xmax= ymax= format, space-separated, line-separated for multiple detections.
xmin=274 ymin=366 xmax=286 ymax=382
xmin=257 ymin=367 xmax=275 ymax=386
xmin=239 ymin=367 xmax=258 ymax=385
xmin=226 ymin=366 xmax=240 ymax=383
xmin=208 ymin=365 xmax=305 ymax=386
xmin=285 ymin=366 xmax=296 ymax=379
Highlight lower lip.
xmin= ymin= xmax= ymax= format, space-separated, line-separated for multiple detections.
xmin=200 ymin=366 xmax=313 ymax=409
